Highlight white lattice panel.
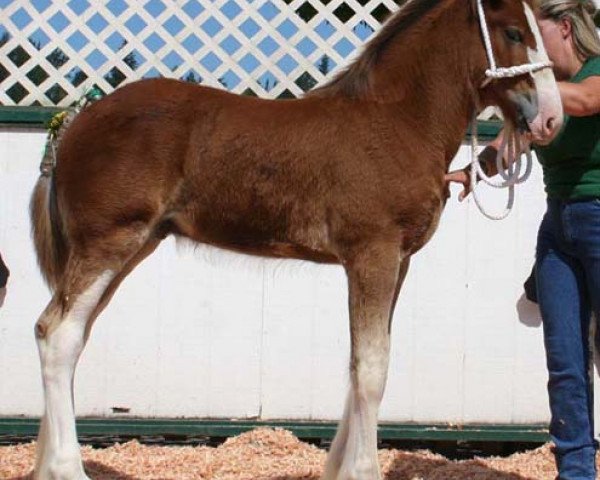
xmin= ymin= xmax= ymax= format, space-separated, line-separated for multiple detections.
xmin=0 ymin=0 xmax=403 ymax=106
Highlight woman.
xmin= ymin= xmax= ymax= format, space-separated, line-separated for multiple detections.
xmin=446 ymin=0 xmax=600 ymax=478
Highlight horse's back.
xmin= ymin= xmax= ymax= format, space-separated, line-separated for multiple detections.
xmin=52 ymin=79 xmax=338 ymax=259
xmin=56 ymin=77 xmax=324 ymax=190
xmin=58 ymin=78 xmax=234 ymax=177
xmin=52 ymin=77 xmax=446 ymax=262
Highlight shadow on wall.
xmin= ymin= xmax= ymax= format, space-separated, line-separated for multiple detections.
xmin=0 ymin=252 xmax=8 ymax=308
xmin=516 ymin=273 xmax=600 ymax=381
xmin=516 ymin=293 xmax=542 ymax=329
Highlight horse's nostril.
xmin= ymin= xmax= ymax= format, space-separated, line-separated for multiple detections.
xmin=546 ymin=117 xmax=556 ymax=131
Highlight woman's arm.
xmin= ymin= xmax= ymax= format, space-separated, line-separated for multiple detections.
xmin=444 ymin=143 xmax=500 ymax=201
xmin=558 ymin=77 xmax=600 ymax=116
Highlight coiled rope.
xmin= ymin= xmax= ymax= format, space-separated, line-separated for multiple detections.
xmin=470 ymin=119 xmax=533 ymax=220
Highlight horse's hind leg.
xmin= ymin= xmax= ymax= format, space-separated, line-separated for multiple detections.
xmin=323 ymin=245 xmax=409 ymax=480
xmin=34 ymin=235 xmax=161 ymax=480
xmin=34 ymin=265 xmax=114 ymax=480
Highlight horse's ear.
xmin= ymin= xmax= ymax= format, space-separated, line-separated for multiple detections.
xmin=468 ymin=0 xmax=504 ymax=20
xmin=486 ymin=0 xmax=505 ymax=11
xmin=468 ymin=0 xmax=478 ymax=20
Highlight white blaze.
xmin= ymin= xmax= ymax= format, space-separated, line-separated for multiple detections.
xmin=522 ymin=1 xmax=563 ymax=143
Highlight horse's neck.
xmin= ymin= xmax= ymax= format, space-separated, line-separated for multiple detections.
xmin=369 ymin=3 xmax=479 ymax=162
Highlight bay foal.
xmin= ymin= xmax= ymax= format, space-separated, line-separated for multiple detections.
xmin=30 ymin=0 xmax=562 ymax=478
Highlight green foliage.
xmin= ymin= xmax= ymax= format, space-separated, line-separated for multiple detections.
xmin=295 ymin=72 xmax=316 ymax=92
xmin=104 ymin=41 xmax=138 ymax=88
xmin=182 ymin=71 xmax=202 ymax=83
xmin=317 ymin=56 xmax=331 ymax=75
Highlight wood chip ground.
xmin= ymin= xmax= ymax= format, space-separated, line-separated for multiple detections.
xmin=0 ymin=427 xmax=578 ymax=479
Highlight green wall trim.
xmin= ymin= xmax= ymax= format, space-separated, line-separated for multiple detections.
xmin=0 ymin=106 xmax=503 ymax=139
xmin=0 ymin=106 xmax=62 ymax=125
xmin=470 ymin=119 xmax=502 ymax=140
xmin=0 ymin=418 xmax=548 ymax=442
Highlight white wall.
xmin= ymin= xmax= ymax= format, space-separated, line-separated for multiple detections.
xmin=0 ymin=126 xmax=552 ymax=425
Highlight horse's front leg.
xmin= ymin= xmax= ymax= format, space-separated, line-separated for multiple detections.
xmin=323 ymin=244 xmax=409 ymax=480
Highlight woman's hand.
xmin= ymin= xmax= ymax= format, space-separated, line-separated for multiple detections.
xmin=444 ymin=167 xmax=471 ymax=201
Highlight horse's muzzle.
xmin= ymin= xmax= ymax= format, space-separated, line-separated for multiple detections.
xmin=508 ymin=90 xmax=538 ymax=133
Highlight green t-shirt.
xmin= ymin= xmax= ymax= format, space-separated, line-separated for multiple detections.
xmin=535 ymin=56 xmax=600 ymax=200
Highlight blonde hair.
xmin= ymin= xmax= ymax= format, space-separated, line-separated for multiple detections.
xmin=537 ymin=0 xmax=600 ymax=60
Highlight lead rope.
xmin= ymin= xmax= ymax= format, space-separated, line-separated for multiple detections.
xmin=469 ymin=117 xmax=534 ymax=220
xmin=470 ymin=0 xmax=551 ymax=219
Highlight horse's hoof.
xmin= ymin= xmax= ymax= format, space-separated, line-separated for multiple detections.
xmin=34 ymin=470 xmax=91 ymax=480
xmin=337 ymin=462 xmax=382 ymax=480
xmin=35 ymin=455 xmax=89 ymax=480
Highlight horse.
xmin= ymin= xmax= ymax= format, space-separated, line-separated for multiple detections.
xmin=29 ymin=0 xmax=562 ymax=477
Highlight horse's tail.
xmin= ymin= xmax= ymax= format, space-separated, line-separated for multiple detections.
xmin=30 ymin=171 xmax=69 ymax=292
xmin=30 ymin=112 xmax=75 ymax=291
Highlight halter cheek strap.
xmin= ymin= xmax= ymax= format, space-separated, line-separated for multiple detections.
xmin=476 ymin=0 xmax=553 ymax=87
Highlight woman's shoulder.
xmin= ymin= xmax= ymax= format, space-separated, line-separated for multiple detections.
xmin=578 ymin=56 xmax=600 ymax=79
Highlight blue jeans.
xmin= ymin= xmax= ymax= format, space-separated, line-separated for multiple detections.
xmin=536 ymin=198 xmax=600 ymax=480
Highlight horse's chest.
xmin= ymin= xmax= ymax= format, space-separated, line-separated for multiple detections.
xmin=397 ymin=196 xmax=445 ymax=255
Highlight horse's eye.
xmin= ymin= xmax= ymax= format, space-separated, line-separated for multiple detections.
xmin=505 ymin=27 xmax=524 ymax=43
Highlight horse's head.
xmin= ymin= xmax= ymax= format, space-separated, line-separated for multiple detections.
xmin=474 ymin=0 xmax=563 ymax=145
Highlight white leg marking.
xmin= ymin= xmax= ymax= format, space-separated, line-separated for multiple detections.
xmin=323 ymin=253 xmax=404 ymax=480
xmin=35 ymin=271 xmax=114 ymax=480
xmin=323 ymin=335 xmax=390 ymax=480
xmin=340 ymin=343 xmax=389 ymax=480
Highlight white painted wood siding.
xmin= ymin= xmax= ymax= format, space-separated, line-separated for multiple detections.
xmin=0 ymin=127 xmax=555 ymax=426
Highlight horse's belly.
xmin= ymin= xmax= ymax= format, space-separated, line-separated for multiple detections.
xmin=168 ymin=207 xmax=338 ymax=263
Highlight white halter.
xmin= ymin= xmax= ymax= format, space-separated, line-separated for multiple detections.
xmin=470 ymin=0 xmax=553 ymax=220
xmin=476 ymin=0 xmax=553 ymax=85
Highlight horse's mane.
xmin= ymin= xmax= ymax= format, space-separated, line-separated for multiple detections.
xmin=308 ymin=0 xmax=446 ymax=98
